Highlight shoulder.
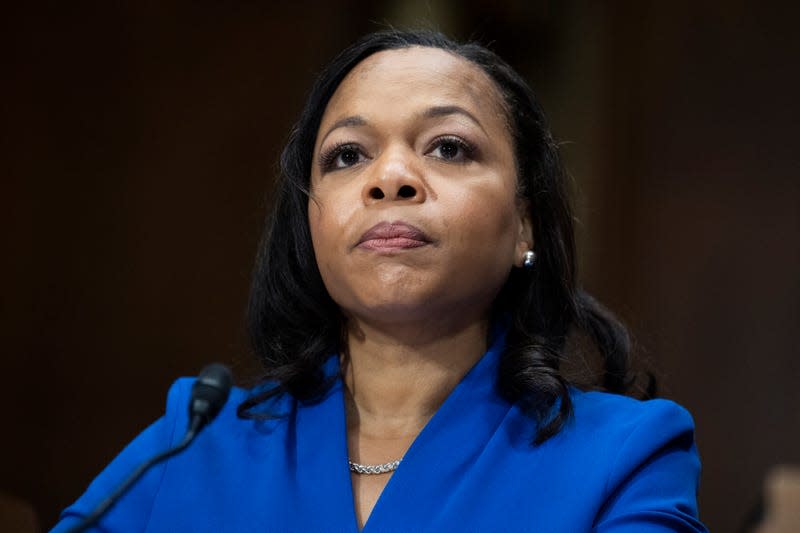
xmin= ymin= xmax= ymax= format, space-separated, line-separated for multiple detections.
xmin=53 ymin=377 xmax=283 ymax=532
xmin=568 ymin=388 xmax=695 ymax=442
xmin=163 ymin=376 xmax=293 ymax=445
xmin=556 ymin=390 xmax=706 ymax=530
xmin=562 ymin=389 xmax=698 ymax=473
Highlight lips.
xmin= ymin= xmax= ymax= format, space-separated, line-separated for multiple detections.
xmin=356 ymin=221 xmax=432 ymax=252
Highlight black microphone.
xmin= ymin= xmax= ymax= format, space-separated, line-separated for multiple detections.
xmin=66 ymin=364 xmax=233 ymax=533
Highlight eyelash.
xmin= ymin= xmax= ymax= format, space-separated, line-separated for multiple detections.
xmin=317 ymin=135 xmax=477 ymax=173
xmin=427 ymin=135 xmax=476 ymax=162
xmin=318 ymin=142 xmax=364 ymax=172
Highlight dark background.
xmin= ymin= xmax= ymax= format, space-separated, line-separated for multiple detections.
xmin=2 ymin=2 xmax=798 ymax=531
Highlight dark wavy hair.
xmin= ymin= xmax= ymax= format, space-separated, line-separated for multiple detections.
xmin=239 ymin=29 xmax=639 ymax=443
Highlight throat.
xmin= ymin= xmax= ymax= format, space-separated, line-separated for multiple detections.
xmin=340 ymin=317 xmax=491 ymax=528
xmin=346 ymin=408 xmax=419 ymax=530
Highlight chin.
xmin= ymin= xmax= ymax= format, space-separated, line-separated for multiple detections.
xmin=356 ymin=296 xmax=437 ymax=323
xmin=346 ymin=291 xmax=490 ymax=331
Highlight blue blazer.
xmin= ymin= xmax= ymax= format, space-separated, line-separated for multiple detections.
xmin=54 ymin=333 xmax=707 ymax=532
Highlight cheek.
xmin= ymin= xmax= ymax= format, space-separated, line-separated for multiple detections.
xmin=308 ymin=185 xmax=345 ymax=242
xmin=308 ymin=196 xmax=333 ymax=279
xmin=308 ymin=203 xmax=340 ymax=307
xmin=308 ymin=192 xmax=356 ymax=287
xmin=308 ymin=178 xmax=361 ymax=233
xmin=308 ymin=198 xmax=337 ymax=266
xmin=307 ymin=196 xmax=370 ymax=313
xmin=449 ymin=185 xmax=519 ymax=254
xmin=307 ymin=201 xmax=323 ymax=254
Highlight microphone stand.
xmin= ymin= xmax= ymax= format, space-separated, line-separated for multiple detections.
xmin=64 ymin=417 xmax=203 ymax=533
xmin=65 ymin=363 xmax=232 ymax=533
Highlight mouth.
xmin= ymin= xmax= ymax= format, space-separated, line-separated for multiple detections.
xmin=356 ymin=221 xmax=433 ymax=252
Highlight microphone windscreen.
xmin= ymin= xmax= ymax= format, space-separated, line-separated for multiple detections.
xmin=190 ymin=363 xmax=233 ymax=425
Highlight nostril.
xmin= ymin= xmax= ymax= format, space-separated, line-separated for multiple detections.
xmin=369 ymin=187 xmax=385 ymax=200
xmin=398 ymin=185 xmax=416 ymax=198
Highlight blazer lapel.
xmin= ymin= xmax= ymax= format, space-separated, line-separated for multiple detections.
xmin=293 ymin=356 xmax=360 ymax=532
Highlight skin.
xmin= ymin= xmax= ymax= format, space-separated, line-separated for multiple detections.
xmin=308 ymin=46 xmax=533 ymax=529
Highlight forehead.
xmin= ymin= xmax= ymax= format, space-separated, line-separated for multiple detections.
xmin=321 ymin=46 xmax=508 ymax=128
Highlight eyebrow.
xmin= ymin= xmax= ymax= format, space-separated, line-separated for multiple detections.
xmin=320 ymin=115 xmax=367 ymax=145
xmin=318 ymin=105 xmax=487 ymax=146
xmin=421 ymin=105 xmax=487 ymax=135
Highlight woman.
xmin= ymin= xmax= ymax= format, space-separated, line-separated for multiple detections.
xmin=55 ymin=30 xmax=707 ymax=531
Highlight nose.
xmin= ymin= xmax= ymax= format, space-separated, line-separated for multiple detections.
xmin=361 ymin=147 xmax=427 ymax=205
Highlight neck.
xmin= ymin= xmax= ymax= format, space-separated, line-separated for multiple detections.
xmin=342 ymin=316 xmax=489 ymax=439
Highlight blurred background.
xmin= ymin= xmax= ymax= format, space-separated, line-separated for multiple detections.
xmin=2 ymin=1 xmax=798 ymax=531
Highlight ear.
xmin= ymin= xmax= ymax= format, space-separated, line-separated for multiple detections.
xmin=513 ymin=198 xmax=534 ymax=267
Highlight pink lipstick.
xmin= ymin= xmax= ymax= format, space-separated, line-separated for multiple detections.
xmin=356 ymin=221 xmax=432 ymax=252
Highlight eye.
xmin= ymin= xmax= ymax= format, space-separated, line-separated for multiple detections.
xmin=427 ymin=136 xmax=475 ymax=163
xmin=319 ymin=143 xmax=367 ymax=171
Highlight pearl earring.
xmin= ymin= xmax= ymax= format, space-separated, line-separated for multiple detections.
xmin=523 ymin=250 xmax=536 ymax=269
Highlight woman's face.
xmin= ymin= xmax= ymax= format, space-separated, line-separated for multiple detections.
xmin=308 ymin=47 xmax=532 ymax=330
